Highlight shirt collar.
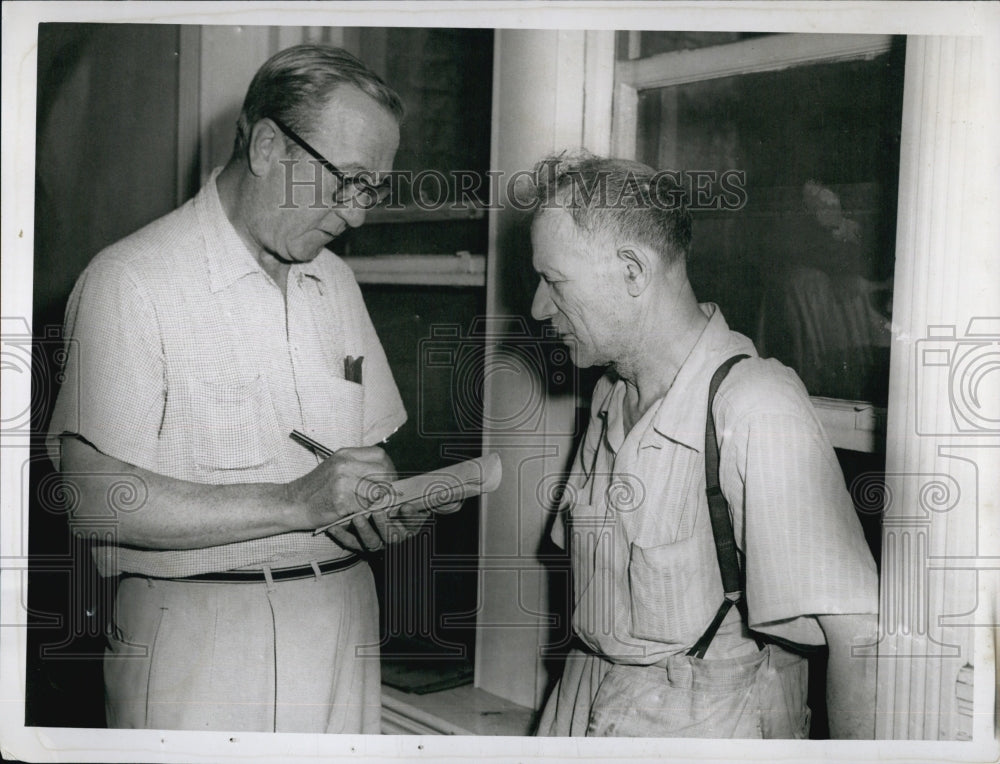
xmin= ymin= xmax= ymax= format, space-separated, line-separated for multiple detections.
xmin=596 ymin=304 xmax=757 ymax=453
xmin=649 ymin=303 xmax=757 ymax=451
xmin=196 ymin=168 xmax=326 ymax=293
xmin=295 ymin=258 xmax=326 ymax=284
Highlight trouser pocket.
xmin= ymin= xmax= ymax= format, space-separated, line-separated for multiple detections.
xmin=104 ymin=577 xmax=167 ymax=728
xmin=586 ymin=645 xmax=809 ymax=738
xmin=757 ymin=645 xmax=811 ymax=738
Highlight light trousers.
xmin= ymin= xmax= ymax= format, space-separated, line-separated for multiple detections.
xmin=104 ymin=561 xmax=381 ymax=732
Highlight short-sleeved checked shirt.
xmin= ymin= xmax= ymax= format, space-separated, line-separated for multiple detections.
xmin=47 ymin=169 xmax=406 ymax=577
xmin=553 ymin=304 xmax=878 ymax=664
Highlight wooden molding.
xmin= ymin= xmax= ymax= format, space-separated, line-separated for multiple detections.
xmin=615 ymin=33 xmax=894 ymax=91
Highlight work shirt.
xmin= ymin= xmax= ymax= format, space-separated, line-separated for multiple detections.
xmin=46 ymin=168 xmax=406 ymax=577
xmin=554 ymin=304 xmax=878 ymax=665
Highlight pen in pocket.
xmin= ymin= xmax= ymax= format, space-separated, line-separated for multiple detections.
xmin=344 ymin=355 xmax=364 ymax=384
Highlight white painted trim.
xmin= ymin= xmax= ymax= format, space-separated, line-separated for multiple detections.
xmin=303 ymin=26 xmax=327 ymax=45
xmin=554 ymin=31 xmax=586 ymax=148
xmin=381 ymin=690 xmax=467 ymax=735
xmin=197 ymin=26 xmax=272 ymax=185
xmin=583 ymin=30 xmax=616 ymax=155
xmin=273 ymin=25 xmax=305 ymax=52
xmin=479 ymin=29 xmax=586 ymax=711
xmin=810 ymin=397 xmax=886 ymax=454
xmin=380 ymin=685 xmax=535 ymax=736
xmin=364 ymin=203 xmax=485 ymax=225
xmin=616 ymin=33 xmax=894 ymax=91
xmin=874 ymin=34 xmax=1000 ymax=742
xmin=612 ymin=33 xmax=895 ymax=161
xmin=627 ymin=30 xmax=642 ymax=60
xmin=346 ymin=253 xmax=486 ymax=287
xmin=611 ymin=81 xmax=638 ymax=158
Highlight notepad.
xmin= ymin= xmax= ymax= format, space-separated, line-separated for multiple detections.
xmin=311 ymin=452 xmax=503 ymax=535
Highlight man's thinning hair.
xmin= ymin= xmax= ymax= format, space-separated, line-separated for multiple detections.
xmin=529 ymin=153 xmax=693 ymax=265
xmin=233 ymin=44 xmax=404 ymax=159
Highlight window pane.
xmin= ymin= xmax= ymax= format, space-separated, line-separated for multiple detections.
xmin=634 ymin=41 xmax=905 ymax=404
xmin=339 ymin=27 xmax=493 ymax=257
xmin=619 ymin=31 xmax=774 ymax=59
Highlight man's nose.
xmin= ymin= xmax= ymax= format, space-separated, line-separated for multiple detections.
xmin=531 ymin=280 xmax=554 ymax=321
xmin=330 ymin=201 xmax=367 ymax=230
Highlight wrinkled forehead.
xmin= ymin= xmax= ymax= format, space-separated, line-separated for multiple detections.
xmin=531 ymin=208 xmax=578 ymax=249
xmin=530 ymin=208 xmax=610 ymax=268
xmin=533 ymin=206 xmax=620 ymax=246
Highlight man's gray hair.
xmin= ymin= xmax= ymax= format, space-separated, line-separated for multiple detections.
xmin=529 ymin=152 xmax=693 ymax=264
xmin=233 ymin=44 xmax=404 ymax=159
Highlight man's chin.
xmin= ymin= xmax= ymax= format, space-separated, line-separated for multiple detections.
xmin=565 ymin=345 xmax=596 ymax=369
xmin=293 ymin=230 xmax=339 ymax=258
xmin=289 ymin=243 xmax=329 ymax=262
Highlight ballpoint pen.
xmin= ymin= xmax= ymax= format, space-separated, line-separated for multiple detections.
xmin=289 ymin=429 xmax=394 ymax=533
xmin=289 ymin=429 xmax=333 ymax=459
xmin=289 ymin=430 xmax=495 ymax=536
xmin=290 ymin=428 xmax=396 ymax=456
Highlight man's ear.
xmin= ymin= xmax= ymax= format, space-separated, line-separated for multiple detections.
xmin=616 ymin=245 xmax=652 ymax=297
xmin=247 ymin=119 xmax=280 ymax=177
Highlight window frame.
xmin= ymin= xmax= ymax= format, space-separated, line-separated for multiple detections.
xmin=612 ymin=32 xmax=897 ymax=453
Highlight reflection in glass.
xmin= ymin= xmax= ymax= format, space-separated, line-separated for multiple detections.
xmin=635 ymin=43 xmax=905 ymax=403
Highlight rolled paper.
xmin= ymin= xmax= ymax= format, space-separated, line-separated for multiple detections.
xmin=314 ymin=452 xmax=502 ymax=534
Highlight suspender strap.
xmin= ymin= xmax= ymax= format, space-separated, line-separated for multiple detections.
xmin=704 ymin=354 xmax=748 ymax=599
xmin=687 ymin=354 xmax=751 ymax=660
xmin=686 ymin=598 xmax=737 ymax=660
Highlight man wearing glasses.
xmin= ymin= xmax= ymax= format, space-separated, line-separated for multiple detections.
xmin=47 ymin=45 xmax=412 ymax=733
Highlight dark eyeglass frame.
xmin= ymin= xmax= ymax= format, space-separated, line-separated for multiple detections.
xmin=269 ymin=115 xmax=390 ymax=207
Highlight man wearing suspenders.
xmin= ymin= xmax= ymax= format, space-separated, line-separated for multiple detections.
xmin=529 ymin=154 xmax=878 ymax=738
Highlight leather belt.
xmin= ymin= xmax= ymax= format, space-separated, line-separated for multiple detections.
xmin=134 ymin=554 xmax=363 ymax=583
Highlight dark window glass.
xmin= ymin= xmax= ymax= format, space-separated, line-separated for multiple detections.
xmin=634 ymin=39 xmax=905 ymax=403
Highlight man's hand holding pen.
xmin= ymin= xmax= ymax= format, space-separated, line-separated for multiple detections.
xmin=282 ymin=444 xmax=401 ymax=553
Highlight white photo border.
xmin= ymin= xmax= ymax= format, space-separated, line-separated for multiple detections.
xmin=2 ymin=2 xmax=998 ymax=762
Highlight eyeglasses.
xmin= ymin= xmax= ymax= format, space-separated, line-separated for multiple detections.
xmin=269 ymin=116 xmax=391 ymax=208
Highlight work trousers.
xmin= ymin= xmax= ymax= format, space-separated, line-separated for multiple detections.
xmin=104 ymin=561 xmax=381 ymax=732
xmin=537 ymin=643 xmax=810 ymax=738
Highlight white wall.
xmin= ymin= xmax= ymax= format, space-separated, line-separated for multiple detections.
xmin=476 ymin=29 xmax=614 ymax=710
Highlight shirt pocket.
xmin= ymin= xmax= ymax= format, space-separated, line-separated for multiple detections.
xmin=188 ymin=375 xmax=283 ymax=474
xmin=627 ymin=528 xmax=724 ymax=649
xmin=308 ymin=376 xmax=366 ymax=451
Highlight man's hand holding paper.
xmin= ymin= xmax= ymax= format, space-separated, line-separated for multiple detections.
xmin=287 ymin=431 xmax=502 ymax=552
xmin=282 ymin=445 xmax=399 ymax=550
xmin=322 ymin=453 xmax=504 ymax=551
